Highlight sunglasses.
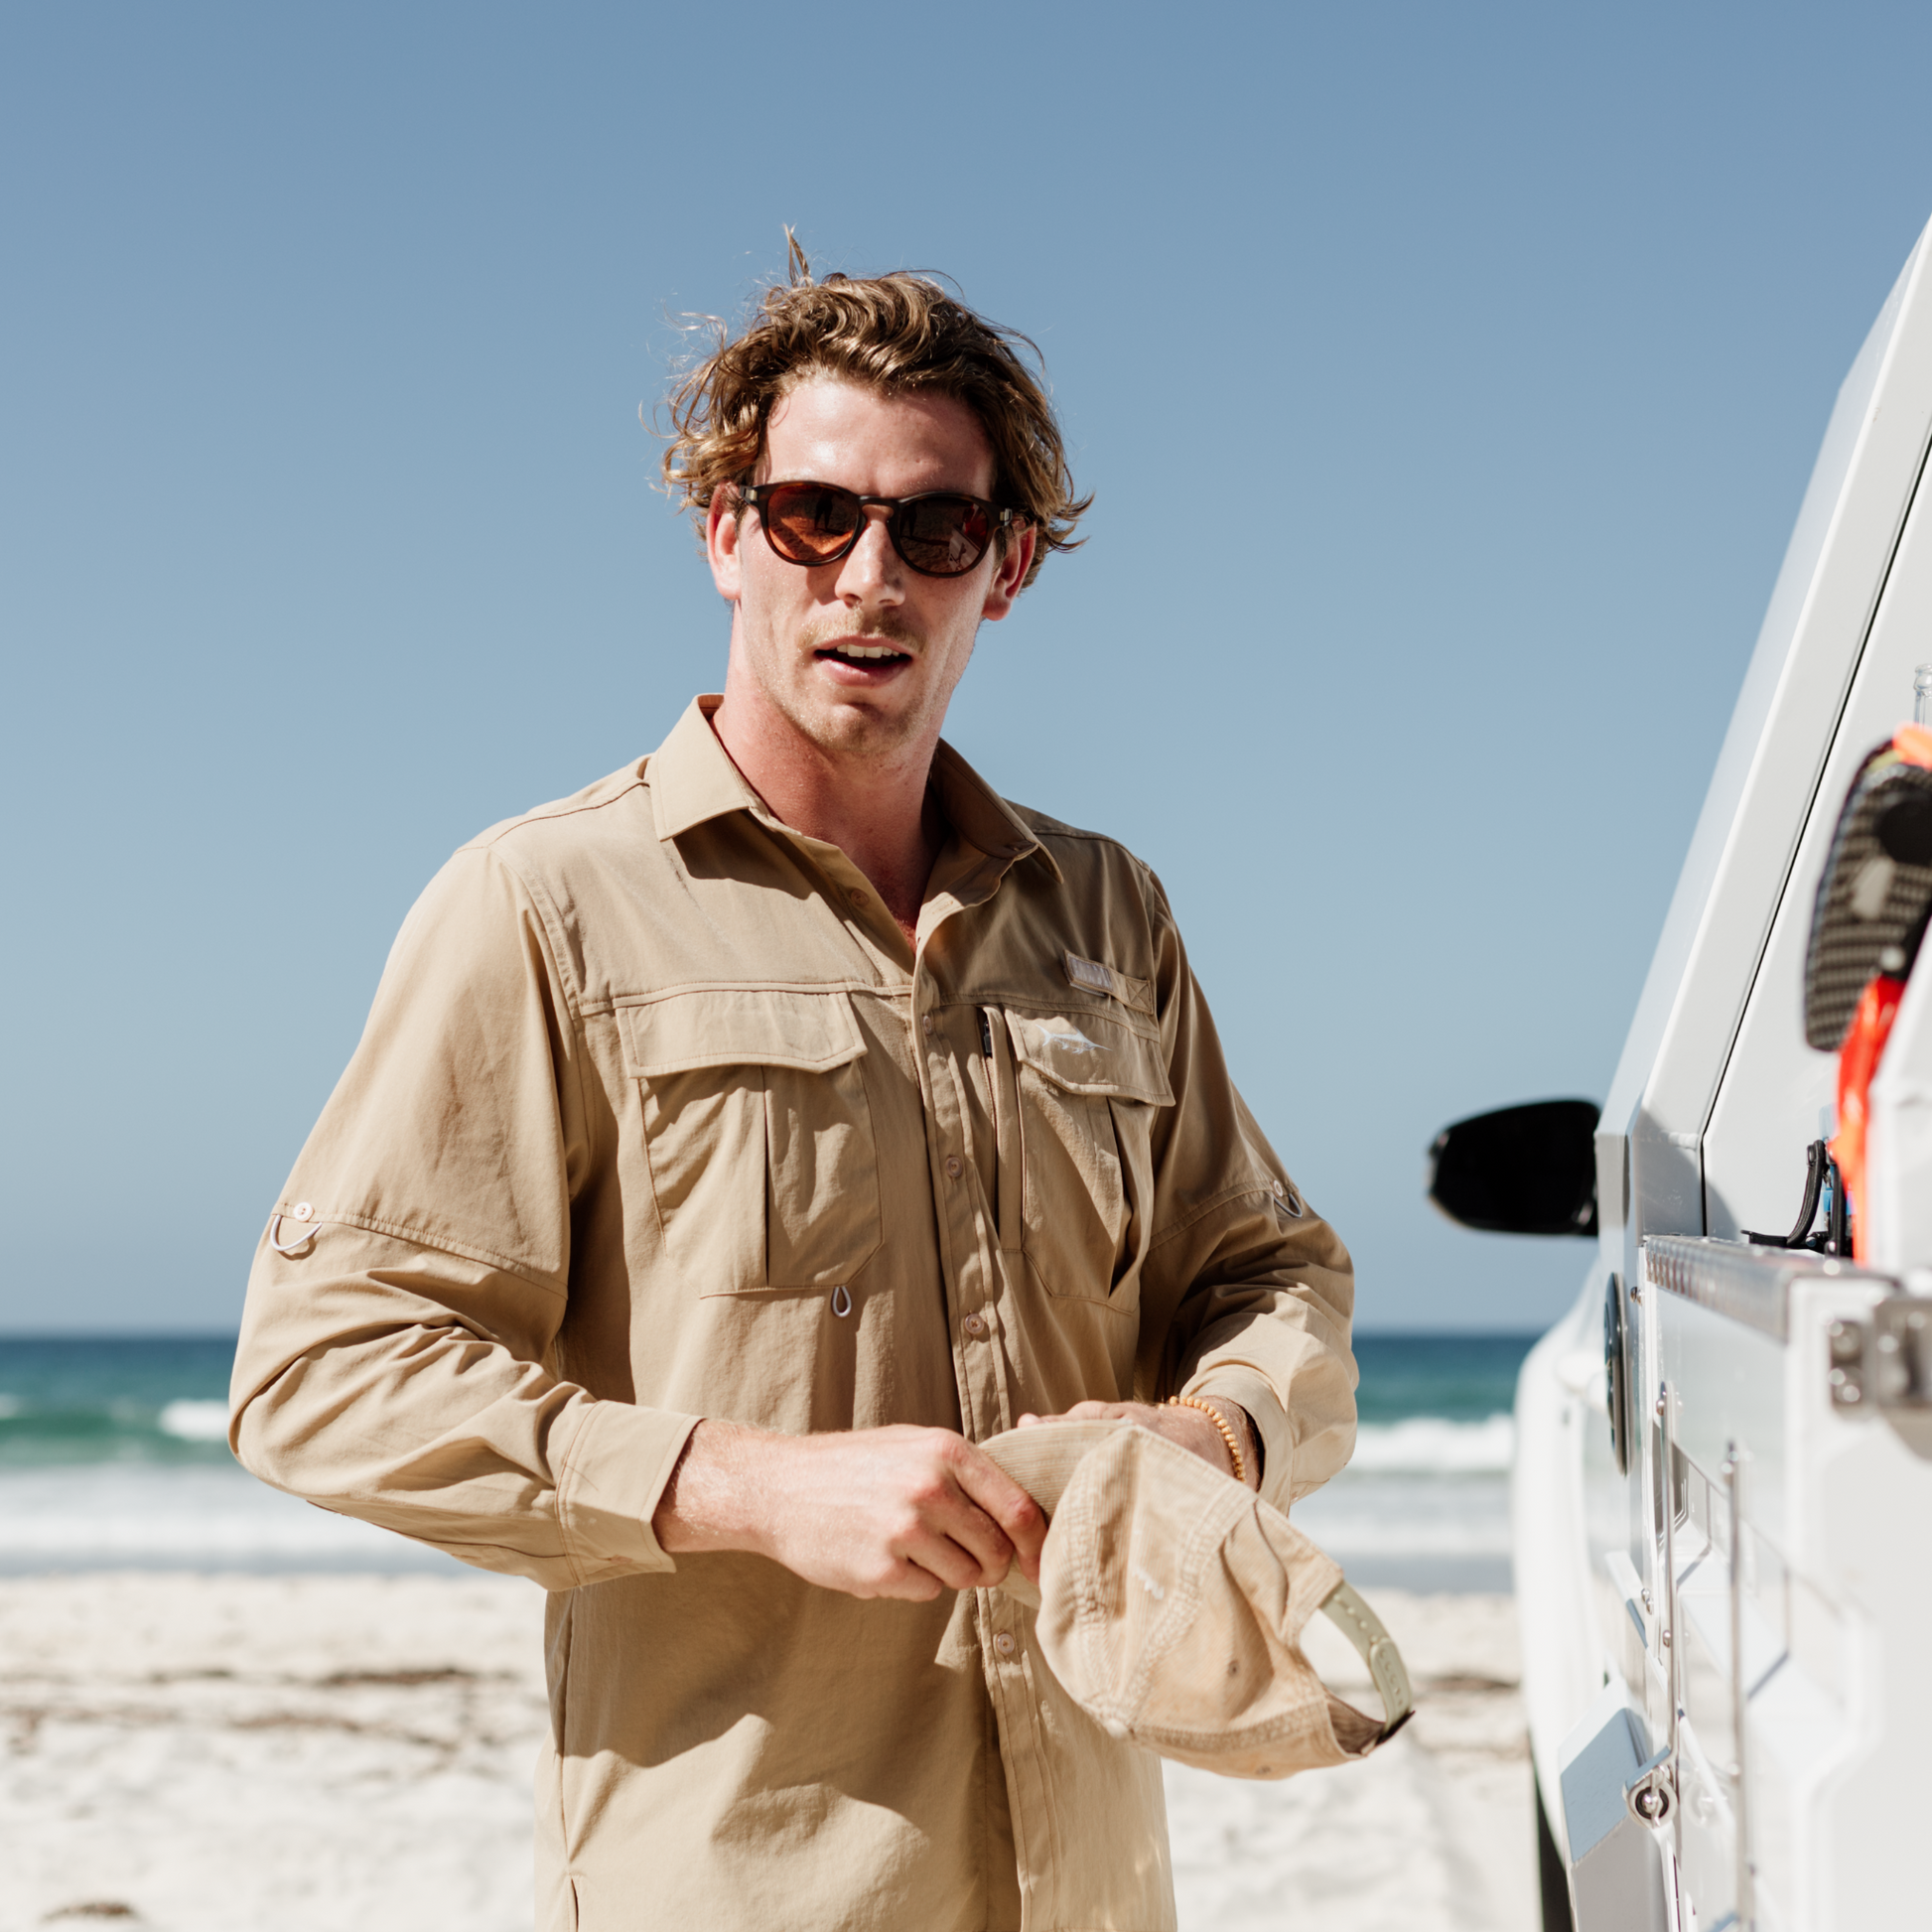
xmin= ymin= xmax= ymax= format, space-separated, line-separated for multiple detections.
xmin=737 ymin=480 xmax=1018 ymax=579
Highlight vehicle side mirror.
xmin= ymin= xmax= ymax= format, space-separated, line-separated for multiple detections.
xmin=1427 ymin=1099 xmax=1600 ymax=1236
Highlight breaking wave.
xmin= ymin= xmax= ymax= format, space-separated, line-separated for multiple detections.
xmin=1349 ymin=1414 xmax=1515 ymax=1475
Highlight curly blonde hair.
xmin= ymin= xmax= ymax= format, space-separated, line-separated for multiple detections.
xmin=660 ymin=235 xmax=1088 ymax=591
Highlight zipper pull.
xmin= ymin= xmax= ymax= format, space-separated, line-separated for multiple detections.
xmin=978 ymin=1008 xmax=994 ymax=1057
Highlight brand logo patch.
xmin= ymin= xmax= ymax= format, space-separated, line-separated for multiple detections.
xmin=1064 ymin=952 xmax=1113 ymax=994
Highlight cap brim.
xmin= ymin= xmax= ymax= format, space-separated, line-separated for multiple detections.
xmin=981 ymin=1420 xmax=1415 ymax=1744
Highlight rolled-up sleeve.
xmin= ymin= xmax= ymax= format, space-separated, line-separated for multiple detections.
xmin=1135 ymin=876 xmax=1357 ymax=1514
xmin=229 ymin=847 xmax=699 ymax=1587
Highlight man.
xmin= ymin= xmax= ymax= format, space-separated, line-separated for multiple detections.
xmin=231 ymin=252 xmax=1356 ymax=1932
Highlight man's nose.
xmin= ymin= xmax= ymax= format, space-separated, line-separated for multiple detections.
xmin=835 ymin=506 xmax=903 ymax=601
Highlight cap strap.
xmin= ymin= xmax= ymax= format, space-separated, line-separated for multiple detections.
xmin=1317 ymin=1581 xmax=1416 ymax=1737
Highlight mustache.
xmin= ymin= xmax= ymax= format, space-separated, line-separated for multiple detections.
xmin=801 ymin=610 xmax=922 ymax=654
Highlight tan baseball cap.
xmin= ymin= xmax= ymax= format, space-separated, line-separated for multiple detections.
xmin=981 ymin=1420 xmax=1413 ymax=1779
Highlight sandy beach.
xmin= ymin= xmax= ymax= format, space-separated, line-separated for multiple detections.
xmin=0 ymin=1573 xmax=1533 ymax=1931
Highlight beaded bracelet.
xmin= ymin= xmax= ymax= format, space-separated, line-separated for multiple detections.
xmin=1166 ymin=1395 xmax=1246 ymax=1488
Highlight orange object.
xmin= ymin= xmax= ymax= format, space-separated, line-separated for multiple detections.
xmin=1895 ymin=722 xmax=1932 ymax=769
xmin=1831 ymin=974 xmax=1905 ymax=1257
xmin=1829 ymin=724 xmax=1932 ymax=1256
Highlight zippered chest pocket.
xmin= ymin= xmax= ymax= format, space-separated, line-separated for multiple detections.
xmin=621 ymin=989 xmax=883 ymax=1297
xmin=997 ymin=1007 xmax=1173 ymax=1307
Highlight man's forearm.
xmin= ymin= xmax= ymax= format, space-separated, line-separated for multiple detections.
xmin=653 ymin=1399 xmax=1262 ymax=1609
xmin=651 ymin=1420 xmax=1047 ymax=1601
xmin=1013 ymin=1397 xmax=1261 ymax=1489
xmin=1190 ymin=1395 xmax=1262 ymax=1486
xmin=652 ymin=1419 xmax=766 ymax=1555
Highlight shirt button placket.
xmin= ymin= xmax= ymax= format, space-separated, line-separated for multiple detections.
xmin=916 ymin=974 xmax=1003 ymax=1457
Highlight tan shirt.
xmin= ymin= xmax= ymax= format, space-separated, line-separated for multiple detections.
xmin=231 ymin=697 xmax=1356 ymax=1932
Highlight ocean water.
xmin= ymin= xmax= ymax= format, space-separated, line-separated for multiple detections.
xmin=0 ymin=1332 xmax=1533 ymax=1587
xmin=1297 ymin=1332 xmax=1528 ymax=1591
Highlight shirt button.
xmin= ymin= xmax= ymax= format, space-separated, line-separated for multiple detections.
xmin=921 ymin=1014 xmax=934 ymax=1036
xmin=944 ymin=1155 xmax=962 ymax=1179
xmin=847 ymin=889 xmax=867 ymax=908
xmin=291 ymin=1202 xmax=313 ymax=1222
xmin=994 ymin=1631 xmax=1017 ymax=1658
xmin=962 ymin=1311 xmax=987 ymax=1338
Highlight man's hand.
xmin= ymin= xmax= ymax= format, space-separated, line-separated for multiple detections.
xmin=1016 ymin=1398 xmax=1261 ymax=1490
xmin=652 ymin=1422 xmax=1047 ymax=1601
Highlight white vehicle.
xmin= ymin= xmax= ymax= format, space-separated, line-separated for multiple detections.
xmin=1428 ymin=217 xmax=1932 ymax=1930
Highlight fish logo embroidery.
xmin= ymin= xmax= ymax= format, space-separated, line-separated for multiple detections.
xmin=1035 ymin=1019 xmax=1103 ymax=1055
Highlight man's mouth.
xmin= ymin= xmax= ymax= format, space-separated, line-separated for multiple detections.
xmin=816 ymin=641 xmax=911 ymax=667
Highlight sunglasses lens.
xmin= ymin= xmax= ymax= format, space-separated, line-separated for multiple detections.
xmin=895 ymin=496 xmax=992 ymax=577
xmin=755 ymin=483 xmax=998 ymax=577
xmin=760 ymin=483 xmax=863 ymax=564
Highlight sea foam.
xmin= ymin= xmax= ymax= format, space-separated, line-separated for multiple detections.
xmin=1348 ymin=1414 xmax=1514 ymax=1474
xmin=158 ymin=1398 xmax=231 ymax=1443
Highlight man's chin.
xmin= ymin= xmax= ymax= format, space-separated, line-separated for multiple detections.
xmin=810 ymin=703 xmax=915 ymax=755
xmin=788 ymin=688 xmax=927 ymax=760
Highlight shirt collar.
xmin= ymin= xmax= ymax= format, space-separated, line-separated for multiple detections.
xmin=647 ymin=694 xmax=1061 ymax=882
xmin=648 ymin=696 xmax=767 ymax=842
xmin=927 ymin=739 xmax=1061 ymax=882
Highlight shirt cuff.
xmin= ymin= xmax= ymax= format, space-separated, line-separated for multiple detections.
xmin=1183 ymin=1365 xmax=1293 ymax=1513
xmin=554 ymin=1398 xmax=703 ymax=1584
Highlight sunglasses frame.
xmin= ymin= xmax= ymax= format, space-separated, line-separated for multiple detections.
xmin=735 ymin=479 xmax=1018 ymax=579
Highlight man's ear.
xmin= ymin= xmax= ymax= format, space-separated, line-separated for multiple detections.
xmin=980 ymin=522 xmax=1037 ymax=623
xmin=706 ymin=489 xmax=744 ymax=603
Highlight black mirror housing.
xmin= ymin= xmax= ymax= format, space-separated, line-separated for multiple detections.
xmin=1427 ymin=1098 xmax=1600 ymax=1237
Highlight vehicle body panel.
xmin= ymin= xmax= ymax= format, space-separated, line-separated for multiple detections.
xmin=1515 ymin=215 xmax=1932 ymax=1928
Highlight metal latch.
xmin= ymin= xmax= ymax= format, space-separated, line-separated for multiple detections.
xmin=1828 ymin=1297 xmax=1932 ymax=1412
xmin=1625 ymin=1743 xmax=1675 ymax=1826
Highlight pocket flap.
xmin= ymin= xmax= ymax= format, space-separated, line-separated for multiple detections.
xmin=621 ymin=988 xmax=868 ymax=1077
xmin=1004 ymin=1009 xmax=1173 ymax=1105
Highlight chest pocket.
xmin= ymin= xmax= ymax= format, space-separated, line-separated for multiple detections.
xmin=1000 ymin=1008 xmax=1173 ymax=1307
xmin=621 ymin=989 xmax=883 ymax=1297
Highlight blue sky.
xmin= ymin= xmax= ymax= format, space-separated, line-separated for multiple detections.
xmin=6 ymin=4 xmax=1932 ymax=1332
